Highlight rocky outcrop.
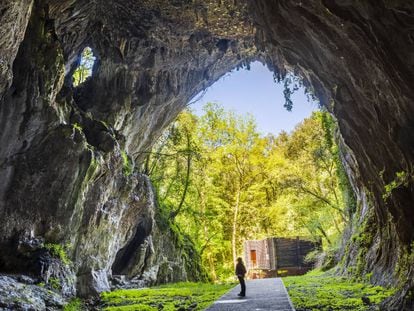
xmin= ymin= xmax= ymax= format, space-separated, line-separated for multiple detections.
xmin=108 ymin=174 xmax=207 ymax=290
xmin=0 ymin=0 xmax=413 ymax=309
xmin=1 ymin=0 xmax=244 ymax=300
xmin=0 ymin=0 xmax=33 ymax=96
xmin=0 ymin=275 xmax=65 ymax=311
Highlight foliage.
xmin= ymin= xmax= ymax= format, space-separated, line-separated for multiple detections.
xmin=276 ymin=73 xmax=319 ymax=112
xmin=44 ymin=243 xmax=70 ymax=265
xmin=284 ymin=269 xmax=396 ymax=311
xmin=394 ymin=241 xmax=414 ymax=284
xmin=73 ymin=47 xmax=95 ymax=86
xmin=282 ymin=75 xmax=300 ymax=111
xmin=121 ymin=150 xmax=133 ymax=176
xmin=383 ymin=170 xmax=410 ymax=200
xmin=101 ymin=282 xmax=234 ymax=311
xmin=146 ymin=103 xmax=349 ymax=281
xmin=64 ymin=298 xmax=84 ymax=311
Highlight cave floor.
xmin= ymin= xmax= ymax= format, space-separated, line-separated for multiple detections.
xmin=205 ymin=278 xmax=295 ymax=311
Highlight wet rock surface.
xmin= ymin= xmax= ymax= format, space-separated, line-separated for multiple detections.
xmin=0 ymin=0 xmax=413 ymax=309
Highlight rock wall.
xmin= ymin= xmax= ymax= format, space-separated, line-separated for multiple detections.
xmin=0 ymin=0 xmax=254 ymax=302
xmin=0 ymin=0 xmax=413 ymax=309
xmin=249 ymin=2 xmax=414 ymax=309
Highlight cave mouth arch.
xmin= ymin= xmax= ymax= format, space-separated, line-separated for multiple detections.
xmin=100 ymin=1 xmax=412 ymax=305
xmin=134 ymin=60 xmax=351 ymax=280
xmin=111 ymin=62 xmax=332 ymax=281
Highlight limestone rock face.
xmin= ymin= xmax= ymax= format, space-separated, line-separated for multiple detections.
xmin=249 ymin=2 xmax=414 ymax=309
xmin=0 ymin=0 xmax=413 ymax=309
xmin=0 ymin=275 xmax=65 ymax=311
xmin=0 ymin=0 xmax=33 ymax=95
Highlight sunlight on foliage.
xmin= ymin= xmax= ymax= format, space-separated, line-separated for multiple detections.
xmin=284 ymin=269 xmax=396 ymax=311
xmin=145 ymin=103 xmax=349 ymax=281
xmin=44 ymin=243 xmax=70 ymax=265
xmin=383 ymin=170 xmax=411 ymax=200
xmin=121 ymin=150 xmax=133 ymax=176
xmin=73 ymin=47 xmax=95 ymax=86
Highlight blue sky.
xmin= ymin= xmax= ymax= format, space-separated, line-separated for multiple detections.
xmin=189 ymin=61 xmax=318 ymax=136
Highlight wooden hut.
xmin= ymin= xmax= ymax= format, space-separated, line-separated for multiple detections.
xmin=243 ymin=237 xmax=321 ymax=278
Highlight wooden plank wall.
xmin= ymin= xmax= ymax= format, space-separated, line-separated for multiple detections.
xmin=275 ymin=237 xmax=320 ymax=268
xmin=244 ymin=236 xmax=321 ymax=276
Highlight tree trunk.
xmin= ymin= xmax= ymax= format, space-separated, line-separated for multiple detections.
xmin=232 ymin=186 xmax=241 ymax=268
xmin=317 ymin=225 xmax=332 ymax=245
xmin=170 ymin=129 xmax=192 ymax=219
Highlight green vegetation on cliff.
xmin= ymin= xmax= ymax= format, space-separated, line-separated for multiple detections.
xmin=44 ymin=243 xmax=71 ymax=265
xmin=101 ymin=282 xmax=233 ymax=311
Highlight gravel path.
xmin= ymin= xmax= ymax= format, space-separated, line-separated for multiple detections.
xmin=205 ymin=278 xmax=295 ymax=311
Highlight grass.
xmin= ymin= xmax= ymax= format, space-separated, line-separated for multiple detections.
xmin=64 ymin=298 xmax=83 ymax=311
xmin=101 ymin=282 xmax=234 ymax=311
xmin=283 ymin=269 xmax=396 ymax=311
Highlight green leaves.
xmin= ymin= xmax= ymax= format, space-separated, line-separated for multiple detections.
xmin=148 ymin=104 xmax=349 ymax=280
xmin=72 ymin=47 xmax=95 ymax=86
xmin=383 ymin=170 xmax=410 ymax=201
xmin=44 ymin=243 xmax=71 ymax=265
xmin=121 ymin=150 xmax=133 ymax=176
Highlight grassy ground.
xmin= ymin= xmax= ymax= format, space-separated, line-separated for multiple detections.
xmin=100 ymin=282 xmax=234 ymax=311
xmin=283 ymin=269 xmax=396 ymax=311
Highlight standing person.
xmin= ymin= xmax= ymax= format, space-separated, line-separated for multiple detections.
xmin=235 ymin=257 xmax=247 ymax=297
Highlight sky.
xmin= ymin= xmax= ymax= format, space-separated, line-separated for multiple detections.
xmin=189 ymin=61 xmax=318 ymax=136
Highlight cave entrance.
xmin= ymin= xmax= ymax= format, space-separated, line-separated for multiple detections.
xmin=146 ymin=61 xmax=348 ymax=281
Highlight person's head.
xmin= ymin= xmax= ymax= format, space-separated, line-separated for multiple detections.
xmin=237 ymin=257 xmax=243 ymax=264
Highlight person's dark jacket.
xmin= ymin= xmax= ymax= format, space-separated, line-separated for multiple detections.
xmin=235 ymin=262 xmax=247 ymax=277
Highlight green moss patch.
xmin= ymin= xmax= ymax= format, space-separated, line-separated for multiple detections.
xmin=63 ymin=298 xmax=83 ymax=311
xmin=283 ymin=269 xmax=396 ymax=311
xmin=101 ymin=282 xmax=233 ymax=311
xmin=44 ymin=243 xmax=71 ymax=265
xmin=121 ymin=150 xmax=133 ymax=176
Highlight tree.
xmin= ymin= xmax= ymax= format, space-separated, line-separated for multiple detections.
xmin=145 ymin=104 xmax=348 ymax=280
xmin=198 ymin=103 xmax=263 ymax=266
